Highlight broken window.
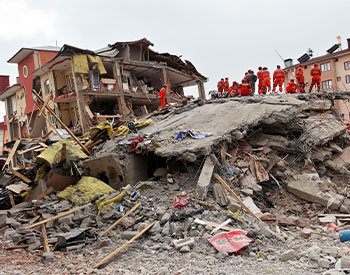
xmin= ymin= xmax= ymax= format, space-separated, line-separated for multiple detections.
xmin=90 ymin=70 xmax=100 ymax=90
xmin=44 ymin=79 xmax=51 ymax=95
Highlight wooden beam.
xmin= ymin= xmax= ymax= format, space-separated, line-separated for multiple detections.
xmin=32 ymin=90 xmax=90 ymax=156
xmin=41 ymin=224 xmax=50 ymax=252
xmin=34 ymin=186 xmax=54 ymax=201
xmin=213 ymin=173 xmax=262 ymax=222
xmin=18 ymin=145 xmax=42 ymax=155
xmin=9 ymin=194 xmax=15 ymax=208
xmin=94 ymin=221 xmax=155 ymax=269
xmin=24 ymin=203 xmax=92 ymax=229
xmin=2 ymin=140 xmax=20 ymax=171
xmin=70 ymin=60 xmax=89 ymax=133
xmin=100 ymin=202 xmax=141 ymax=237
xmin=38 ymin=94 xmax=52 ymax=117
xmin=9 ymin=168 xmax=31 ymax=183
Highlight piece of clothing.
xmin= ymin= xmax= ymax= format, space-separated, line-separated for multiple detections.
xmin=217 ymin=80 xmax=224 ymax=94
xmin=223 ymin=80 xmax=230 ymax=92
xmin=286 ymin=82 xmax=298 ymax=94
xmin=295 ymin=67 xmax=305 ymax=92
xmin=247 ymin=73 xmax=257 ymax=94
xmin=238 ymin=83 xmax=252 ymax=96
xmin=262 ymin=71 xmax=271 ymax=92
xmin=273 ymin=69 xmax=285 ymax=80
xmin=159 ymin=87 xmax=166 ymax=109
xmin=229 ymin=84 xmax=239 ymax=97
xmin=309 ymin=67 xmax=322 ymax=92
xmin=257 ymin=70 xmax=264 ymax=88
xmin=272 ymin=78 xmax=284 ymax=92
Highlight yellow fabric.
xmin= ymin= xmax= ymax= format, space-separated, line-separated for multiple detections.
xmin=34 ymin=163 xmax=48 ymax=182
xmin=57 ymin=176 xmax=115 ymax=205
xmin=37 ymin=139 xmax=88 ymax=167
xmin=87 ymin=55 xmax=107 ymax=75
xmin=73 ymin=54 xmax=89 ymax=74
xmin=117 ymin=125 xmax=129 ymax=136
xmin=85 ymin=121 xmax=114 ymax=138
xmin=134 ymin=119 xmax=153 ymax=128
xmin=96 ymin=189 xmax=130 ymax=213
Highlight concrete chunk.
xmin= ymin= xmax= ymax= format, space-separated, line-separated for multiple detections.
xmin=212 ymin=183 xmax=228 ymax=206
xmin=195 ymin=157 xmax=214 ymax=200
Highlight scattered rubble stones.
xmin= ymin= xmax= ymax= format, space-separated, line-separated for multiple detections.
xmin=280 ymin=249 xmax=297 ymax=261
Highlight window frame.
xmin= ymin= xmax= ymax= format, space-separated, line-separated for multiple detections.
xmin=345 ymin=61 xmax=350 ymax=71
xmin=321 ymin=62 xmax=331 ymax=72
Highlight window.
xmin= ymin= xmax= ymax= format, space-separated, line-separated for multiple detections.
xmin=321 ymin=62 xmax=331 ymax=72
xmin=345 ymin=61 xmax=350 ymax=70
xmin=335 ymin=58 xmax=339 ymax=62
xmin=346 ymin=75 xmax=350 ymax=84
xmin=23 ymin=65 xmax=28 ymax=78
xmin=304 ymin=65 xmax=307 ymax=69
xmin=337 ymin=76 xmax=341 ymax=81
xmin=44 ymin=79 xmax=50 ymax=95
xmin=322 ymin=80 xmax=332 ymax=90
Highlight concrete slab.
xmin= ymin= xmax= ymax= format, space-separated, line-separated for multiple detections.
xmin=195 ymin=156 xmax=214 ymax=200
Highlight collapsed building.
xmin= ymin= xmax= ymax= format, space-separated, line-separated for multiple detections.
xmin=0 ymin=38 xmax=207 ymax=138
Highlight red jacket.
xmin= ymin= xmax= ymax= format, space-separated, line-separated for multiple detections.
xmin=273 ymin=69 xmax=285 ymax=80
xmin=262 ymin=70 xmax=270 ymax=79
xmin=223 ymin=80 xmax=230 ymax=91
xmin=238 ymin=83 xmax=252 ymax=96
xmin=217 ymin=80 xmax=224 ymax=91
xmin=295 ymin=67 xmax=303 ymax=78
xmin=286 ymin=82 xmax=298 ymax=93
xmin=311 ymin=67 xmax=322 ymax=77
xmin=257 ymin=70 xmax=263 ymax=80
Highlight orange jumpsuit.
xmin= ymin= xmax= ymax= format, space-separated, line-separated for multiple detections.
xmin=223 ymin=80 xmax=230 ymax=92
xmin=238 ymin=83 xmax=252 ymax=96
xmin=272 ymin=69 xmax=285 ymax=92
xmin=262 ymin=70 xmax=271 ymax=92
xmin=309 ymin=67 xmax=322 ymax=92
xmin=158 ymin=87 xmax=166 ymax=109
xmin=229 ymin=83 xmax=239 ymax=97
xmin=286 ymin=81 xmax=298 ymax=94
xmin=257 ymin=70 xmax=263 ymax=89
xmin=217 ymin=80 xmax=224 ymax=95
xmin=295 ymin=67 xmax=305 ymax=93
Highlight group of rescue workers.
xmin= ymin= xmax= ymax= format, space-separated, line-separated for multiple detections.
xmin=217 ymin=64 xmax=323 ymax=97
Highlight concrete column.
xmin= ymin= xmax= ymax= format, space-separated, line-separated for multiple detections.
xmin=197 ymin=80 xmax=206 ymax=100
xmin=4 ymin=98 xmax=12 ymax=141
xmin=161 ymin=67 xmax=170 ymax=103
xmin=113 ymin=60 xmax=126 ymax=117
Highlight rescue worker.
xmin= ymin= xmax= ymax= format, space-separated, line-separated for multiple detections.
xmin=238 ymin=80 xmax=252 ymax=96
xmin=295 ymin=65 xmax=305 ymax=93
xmin=158 ymin=84 xmax=167 ymax=109
xmin=272 ymin=65 xmax=285 ymax=93
xmin=285 ymin=79 xmax=298 ymax=94
xmin=262 ymin=67 xmax=271 ymax=92
xmin=223 ymin=77 xmax=230 ymax=93
xmin=257 ymin=66 xmax=264 ymax=92
xmin=217 ymin=78 xmax=224 ymax=96
xmin=242 ymin=72 xmax=249 ymax=82
xmin=309 ymin=64 xmax=322 ymax=92
xmin=247 ymin=69 xmax=257 ymax=95
xmin=229 ymin=81 xmax=239 ymax=97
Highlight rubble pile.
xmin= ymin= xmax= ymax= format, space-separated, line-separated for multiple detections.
xmin=2 ymin=93 xmax=350 ymax=273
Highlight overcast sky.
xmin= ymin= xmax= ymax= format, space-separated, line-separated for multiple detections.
xmin=1 ymin=0 xmax=350 ymax=121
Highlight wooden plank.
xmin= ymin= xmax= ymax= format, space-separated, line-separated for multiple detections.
xmin=32 ymin=89 xmax=90 ymax=156
xmin=100 ymin=202 xmax=141 ymax=237
xmin=2 ymin=140 xmax=20 ymax=171
xmin=38 ymin=94 xmax=52 ymax=117
xmin=195 ymin=156 xmax=215 ymax=200
xmin=9 ymin=168 xmax=32 ymax=183
xmin=9 ymin=194 xmax=15 ymax=208
xmin=194 ymin=218 xmax=246 ymax=233
xmin=18 ymin=145 xmax=42 ymax=155
xmin=24 ymin=203 xmax=92 ymax=229
xmin=94 ymin=221 xmax=155 ymax=269
xmin=40 ymin=130 xmax=53 ymax=142
xmin=38 ymin=142 xmax=48 ymax=148
xmin=60 ymin=143 xmax=66 ymax=162
xmin=41 ymin=224 xmax=50 ymax=252
xmin=214 ymin=173 xmax=262 ymax=222
xmin=34 ymin=186 xmax=54 ymax=201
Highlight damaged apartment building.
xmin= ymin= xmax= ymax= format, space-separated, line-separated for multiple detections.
xmin=0 ymin=38 xmax=207 ymax=139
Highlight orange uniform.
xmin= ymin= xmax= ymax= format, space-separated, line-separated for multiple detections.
xmin=238 ymin=83 xmax=252 ymax=96
xmin=217 ymin=80 xmax=224 ymax=95
xmin=272 ymin=68 xmax=285 ymax=93
xmin=229 ymin=82 xmax=239 ymax=97
xmin=158 ymin=87 xmax=166 ymax=109
xmin=262 ymin=70 xmax=271 ymax=92
xmin=257 ymin=69 xmax=263 ymax=89
xmin=309 ymin=66 xmax=322 ymax=92
xmin=286 ymin=81 xmax=298 ymax=94
xmin=223 ymin=79 xmax=230 ymax=92
xmin=295 ymin=66 xmax=305 ymax=93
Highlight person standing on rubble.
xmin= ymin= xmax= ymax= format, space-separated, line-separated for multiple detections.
xmin=238 ymin=79 xmax=252 ymax=96
xmin=217 ymin=78 xmax=224 ymax=96
xmin=286 ymin=79 xmax=298 ymax=94
xmin=262 ymin=67 xmax=271 ymax=93
xmin=247 ymin=70 xmax=257 ymax=95
xmin=257 ymin=66 xmax=264 ymax=93
xmin=272 ymin=65 xmax=285 ymax=93
xmin=309 ymin=64 xmax=322 ymax=92
xmin=295 ymin=65 xmax=305 ymax=93
xmin=223 ymin=77 xmax=230 ymax=94
xmin=158 ymin=84 xmax=167 ymax=109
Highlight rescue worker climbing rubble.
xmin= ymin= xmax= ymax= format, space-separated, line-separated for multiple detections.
xmin=158 ymin=84 xmax=167 ymax=109
xmin=295 ymin=65 xmax=305 ymax=93
xmin=272 ymin=65 xmax=285 ymax=93
xmin=309 ymin=64 xmax=322 ymax=93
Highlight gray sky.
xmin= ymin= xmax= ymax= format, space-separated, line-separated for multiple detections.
xmin=1 ymin=0 xmax=350 ymax=121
